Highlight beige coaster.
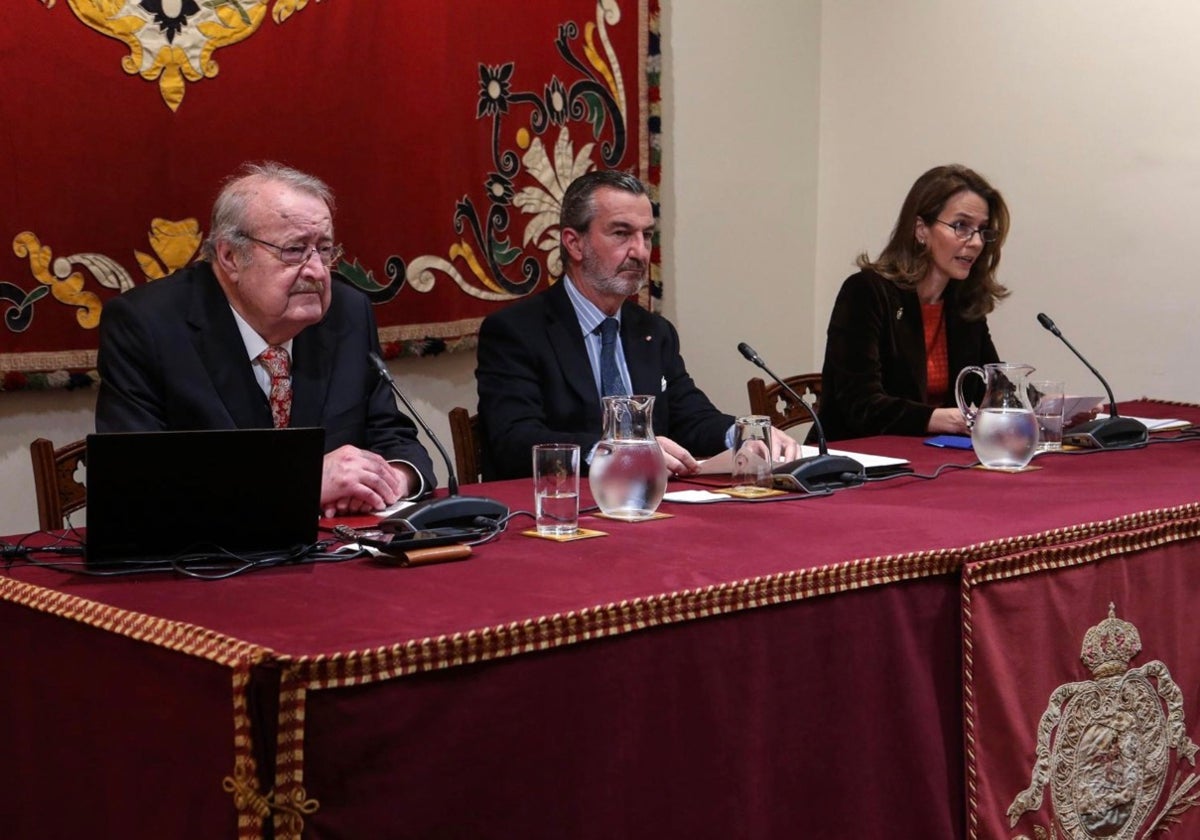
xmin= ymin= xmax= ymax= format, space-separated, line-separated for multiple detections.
xmin=521 ymin=527 xmax=608 ymax=542
xmin=591 ymin=511 xmax=674 ymax=522
xmin=714 ymin=486 xmax=789 ymax=499
xmin=972 ymin=463 xmax=1042 ymax=473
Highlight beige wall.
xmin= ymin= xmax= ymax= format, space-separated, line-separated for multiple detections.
xmin=663 ymin=1 xmax=822 ymax=414
xmin=4 ymin=0 xmax=1198 ymax=535
xmin=0 ymin=354 xmax=478 ymax=534
xmin=816 ymin=1 xmax=1200 ymax=404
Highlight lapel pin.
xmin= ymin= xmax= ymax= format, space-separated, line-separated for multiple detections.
xmin=660 ymin=376 xmax=667 ymax=392
xmin=896 ymin=307 xmax=904 ymax=320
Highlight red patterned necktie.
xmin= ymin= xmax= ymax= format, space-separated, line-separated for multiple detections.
xmin=258 ymin=345 xmax=292 ymax=428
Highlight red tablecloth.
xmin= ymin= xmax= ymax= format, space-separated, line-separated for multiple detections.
xmin=2 ymin=399 xmax=1197 ymax=839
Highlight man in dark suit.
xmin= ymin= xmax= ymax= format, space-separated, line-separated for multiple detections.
xmin=96 ymin=162 xmax=435 ymax=517
xmin=476 ymin=170 xmax=799 ymax=480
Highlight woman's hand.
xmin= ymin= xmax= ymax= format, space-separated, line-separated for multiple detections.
xmin=926 ymin=407 xmax=969 ymax=435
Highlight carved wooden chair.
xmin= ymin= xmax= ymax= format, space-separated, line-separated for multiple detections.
xmin=448 ymin=406 xmax=483 ymax=484
xmin=29 ymin=437 xmax=88 ymax=530
xmin=746 ymin=374 xmax=823 ymax=432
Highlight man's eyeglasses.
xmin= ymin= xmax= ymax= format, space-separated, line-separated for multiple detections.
xmin=240 ymin=233 xmax=344 ymax=267
xmin=935 ymin=219 xmax=998 ymax=243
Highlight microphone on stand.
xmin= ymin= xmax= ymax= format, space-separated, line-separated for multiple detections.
xmin=368 ymin=353 xmax=509 ymax=530
xmin=1035 ymin=313 xmax=1147 ymax=449
xmin=737 ymin=343 xmax=865 ymax=492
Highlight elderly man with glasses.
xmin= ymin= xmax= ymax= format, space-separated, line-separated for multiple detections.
xmin=96 ymin=161 xmax=435 ymax=517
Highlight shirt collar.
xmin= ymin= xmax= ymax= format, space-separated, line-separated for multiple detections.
xmin=563 ymin=275 xmax=620 ymax=337
xmin=229 ymin=304 xmax=293 ymax=361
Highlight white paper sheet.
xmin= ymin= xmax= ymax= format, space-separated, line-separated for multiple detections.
xmin=697 ymin=445 xmax=908 ymax=475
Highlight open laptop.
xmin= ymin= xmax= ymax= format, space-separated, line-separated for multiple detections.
xmin=85 ymin=427 xmax=325 ymax=570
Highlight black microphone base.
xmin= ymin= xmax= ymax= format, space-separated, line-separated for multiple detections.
xmin=1062 ymin=416 xmax=1149 ymax=449
xmin=382 ymin=495 xmax=510 ymax=531
xmin=772 ymin=454 xmax=866 ymax=493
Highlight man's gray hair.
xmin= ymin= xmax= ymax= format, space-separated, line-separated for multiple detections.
xmin=558 ymin=170 xmax=648 ymax=267
xmin=200 ymin=161 xmax=335 ymax=262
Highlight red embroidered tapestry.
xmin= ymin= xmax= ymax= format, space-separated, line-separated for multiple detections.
xmin=1 ymin=0 xmax=659 ymax=390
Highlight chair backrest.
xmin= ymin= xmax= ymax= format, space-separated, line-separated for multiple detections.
xmin=746 ymin=374 xmax=823 ymax=431
xmin=448 ymin=406 xmax=482 ymax=484
xmin=30 ymin=437 xmax=88 ymax=530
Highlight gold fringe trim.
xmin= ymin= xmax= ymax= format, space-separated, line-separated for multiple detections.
xmin=280 ymin=545 xmax=967 ymax=690
xmin=271 ymin=667 xmax=311 ymax=840
xmin=225 ymin=669 xmax=319 ymax=840
xmin=223 ymin=667 xmax=319 ymax=840
xmin=0 ymin=576 xmax=273 ymax=667
xmin=963 ymin=568 xmax=980 ymax=840
xmin=963 ymin=502 xmax=1200 ymax=586
xmin=229 ymin=666 xmax=262 ymax=840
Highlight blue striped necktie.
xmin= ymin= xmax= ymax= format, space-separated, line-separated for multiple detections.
xmin=597 ymin=317 xmax=628 ymax=397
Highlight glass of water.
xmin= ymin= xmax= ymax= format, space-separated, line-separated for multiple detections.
xmin=1030 ymin=380 xmax=1065 ymax=452
xmin=731 ymin=415 xmax=775 ymax=493
xmin=532 ymin=444 xmax=580 ymax=536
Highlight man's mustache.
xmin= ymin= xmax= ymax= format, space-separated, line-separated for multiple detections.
xmin=291 ymin=280 xmax=325 ymax=294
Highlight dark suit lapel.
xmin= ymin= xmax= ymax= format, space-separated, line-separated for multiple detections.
xmin=186 ymin=268 xmax=272 ymax=428
xmin=620 ymin=303 xmax=664 ymax=398
xmin=290 ymin=318 xmax=334 ymax=428
xmin=546 ymin=282 xmax=602 ymax=414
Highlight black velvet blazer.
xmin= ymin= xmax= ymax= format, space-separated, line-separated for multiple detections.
xmin=816 ymin=270 xmax=998 ymax=442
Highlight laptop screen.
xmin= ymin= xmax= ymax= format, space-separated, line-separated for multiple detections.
xmin=84 ymin=427 xmax=325 ymax=569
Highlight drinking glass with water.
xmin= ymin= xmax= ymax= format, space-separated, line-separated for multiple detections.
xmin=533 ymin=444 xmax=580 ymax=536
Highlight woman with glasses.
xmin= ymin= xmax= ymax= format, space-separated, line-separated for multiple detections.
xmin=816 ymin=164 xmax=1010 ymax=441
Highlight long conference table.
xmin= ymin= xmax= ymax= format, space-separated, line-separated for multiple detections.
xmin=2 ymin=399 xmax=1199 ymax=839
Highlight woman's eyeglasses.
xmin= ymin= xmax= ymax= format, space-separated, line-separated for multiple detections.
xmin=935 ymin=219 xmax=998 ymax=243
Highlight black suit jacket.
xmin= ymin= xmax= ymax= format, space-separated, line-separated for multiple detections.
xmin=95 ymin=262 xmax=436 ymax=489
xmin=817 ymin=270 xmax=998 ymax=441
xmin=476 ymin=280 xmax=734 ymax=480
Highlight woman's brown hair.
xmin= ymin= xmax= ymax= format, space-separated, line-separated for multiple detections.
xmin=858 ymin=164 xmax=1010 ymax=321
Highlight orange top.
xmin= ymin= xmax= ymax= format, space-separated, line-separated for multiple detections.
xmin=922 ymin=301 xmax=948 ymax=406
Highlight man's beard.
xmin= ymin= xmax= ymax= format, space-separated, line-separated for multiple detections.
xmin=581 ymin=249 xmax=646 ymax=297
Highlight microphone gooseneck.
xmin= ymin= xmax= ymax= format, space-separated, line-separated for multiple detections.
xmin=736 ymin=342 xmax=865 ymax=492
xmin=369 ymin=353 xmax=510 ymax=530
xmin=1035 ymin=313 xmax=1117 ymax=416
xmin=738 ymin=342 xmax=829 ymax=456
xmin=369 ymin=351 xmax=459 ymax=495
xmin=1034 ymin=313 xmax=1147 ymax=449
